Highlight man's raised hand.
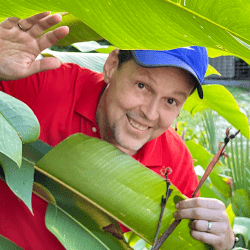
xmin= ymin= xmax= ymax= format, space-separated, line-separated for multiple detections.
xmin=0 ymin=12 xmax=69 ymax=81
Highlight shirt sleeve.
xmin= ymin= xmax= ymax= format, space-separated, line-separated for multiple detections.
xmin=0 ymin=71 xmax=46 ymax=108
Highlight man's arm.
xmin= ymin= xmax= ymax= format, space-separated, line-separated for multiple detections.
xmin=0 ymin=12 xmax=69 ymax=81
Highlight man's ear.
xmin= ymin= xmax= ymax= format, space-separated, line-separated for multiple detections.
xmin=103 ymin=49 xmax=119 ymax=84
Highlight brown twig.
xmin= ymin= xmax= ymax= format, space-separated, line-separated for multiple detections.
xmin=151 ymin=129 xmax=240 ymax=250
xmin=153 ymin=168 xmax=173 ymax=245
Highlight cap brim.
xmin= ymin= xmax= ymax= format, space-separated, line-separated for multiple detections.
xmin=131 ymin=50 xmax=204 ymax=99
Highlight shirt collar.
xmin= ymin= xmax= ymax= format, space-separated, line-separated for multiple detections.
xmin=74 ymin=72 xmax=162 ymax=167
xmin=132 ymin=136 xmax=162 ymax=167
xmin=75 ymin=73 xmax=106 ymax=123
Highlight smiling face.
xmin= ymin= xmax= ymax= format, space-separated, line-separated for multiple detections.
xmin=96 ymin=50 xmax=195 ymax=156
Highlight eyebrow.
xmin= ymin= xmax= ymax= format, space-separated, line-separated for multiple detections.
xmin=172 ymin=91 xmax=189 ymax=98
xmin=134 ymin=73 xmax=189 ymax=98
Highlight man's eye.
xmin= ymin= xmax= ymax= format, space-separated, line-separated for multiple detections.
xmin=137 ymin=83 xmax=145 ymax=89
xmin=167 ymin=99 xmax=176 ymax=105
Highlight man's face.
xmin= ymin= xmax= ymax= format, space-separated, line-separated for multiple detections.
xmin=97 ymin=53 xmax=194 ymax=155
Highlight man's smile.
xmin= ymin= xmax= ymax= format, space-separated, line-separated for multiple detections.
xmin=126 ymin=114 xmax=151 ymax=131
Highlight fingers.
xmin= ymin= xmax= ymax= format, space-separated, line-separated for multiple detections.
xmin=176 ymin=198 xmax=234 ymax=250
xmin=36 ymin=26 xmax=69 ymax=51
xmin=190 ymin=229 xmax=234 ymax=250
xmin=18 ymin=12 xmax=51 ymax=31
xmin=176 ymin=197 xmax=226 ymax=210
xmin=174 ymin=207 xmax=227 ymax=222
xmin=0 ymin=12 xmax=55 ymax=35
xmin=190 ymin=220 xmax=226 ymax=235
xmin=27 ymin=14 xmax=63 ymax=38
xmin=26 ymin=57 xmax=62 ymax=76
xmin=0 ymin=17 xmax=20 ymax=29
xmin=174 ymin=198 xmax=227 ymax=222
xmin=190 ymin=230 xmax=222 ymax=247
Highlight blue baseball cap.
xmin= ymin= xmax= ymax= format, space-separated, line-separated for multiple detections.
xmin=131 ymin=46 xmax=208 ymax=99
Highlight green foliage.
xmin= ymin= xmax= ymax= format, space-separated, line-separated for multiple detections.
xmin=227 ymin=135 xmax=250 ymax=198
xmin=35 ymin=133 xmax=207 ymax=249
xmin=0 ymin=92 xmax=39 ymax=211
xmin=1 ymin=0 xmax=250 ymax=61
xmin=183 ymin=85 xmax=249 ymax=139
xmin=22 ymin=140 xmax=133 ymax=250
xmin=2 ymin=157 xmax=34 ymax=213
xmin=46 ymin=204 xmax=130 ymax=250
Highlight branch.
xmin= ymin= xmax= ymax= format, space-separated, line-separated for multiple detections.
xmin=152 ymin=129 xmax=240 ymax=250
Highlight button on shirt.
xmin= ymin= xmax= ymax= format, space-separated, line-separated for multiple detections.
xmin=0 ymin=63 xmax=199 ymax=249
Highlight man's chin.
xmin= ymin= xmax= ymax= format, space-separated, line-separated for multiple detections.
xmin=114 ymin=138 xmax=148 ymax=155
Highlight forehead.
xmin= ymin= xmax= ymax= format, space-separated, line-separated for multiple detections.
xmin=122 ymin=60 xmax=195 ymax=88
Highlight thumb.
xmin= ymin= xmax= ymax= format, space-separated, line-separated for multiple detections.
xmin=27 ymin=57 xmax=62 ymax=76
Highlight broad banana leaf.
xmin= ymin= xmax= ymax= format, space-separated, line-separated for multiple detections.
xmin=0 ymin=91 xmax=39 ymax=210
xmin=22 ymin=140 xmax=133 ymax=250
xmin=34 ymin=133 xmax=210 ymax=249
xmin=21 ymin=136 xmax=207 ymax=249
xmin=46 ymin=204 xmax=131 ymax=250
xmin=46 ymin=13 xmax=103 ymax=46
xmin=0 ymin=0 xmax=250 ymax=61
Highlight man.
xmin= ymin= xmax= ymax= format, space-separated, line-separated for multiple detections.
xmin=0 ymin=12 xmax=235 ymax=249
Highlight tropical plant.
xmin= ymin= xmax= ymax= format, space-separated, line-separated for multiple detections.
xmin=187 ymin=108 xmax=250 ymax=249
xmin=1 ymin=0 xmax=250 ymax=249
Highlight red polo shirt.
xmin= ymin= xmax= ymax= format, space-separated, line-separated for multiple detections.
xmin=0 ymin=63 xmax=199 ymax=249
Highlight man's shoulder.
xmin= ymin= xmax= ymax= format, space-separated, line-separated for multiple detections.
xmin=162 ymin=127 xmax=186 ymax=147
xmin=42 ymin=63 xmax=104 ymax=87
xmin=50 ymin=63 xmax=95 ymax=75
xmin=159 ymin=127 xmax=191 ymax=159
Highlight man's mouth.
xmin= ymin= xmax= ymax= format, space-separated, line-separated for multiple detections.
xmin=127 ymin=115 xmax=149 ymax=131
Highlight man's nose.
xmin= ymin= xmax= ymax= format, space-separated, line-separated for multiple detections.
xmin=139 ymin=99 xmax=159 ymax=121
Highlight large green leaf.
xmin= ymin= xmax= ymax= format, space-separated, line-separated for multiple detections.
xmin=48 ymin=13 xmax=103 ymax=46
xmin=22 ymin=140 xmax=132 ymax=250
xmin=0 ymin=115 xmax=21 ymax=168
xmin=35 ymin=133 xmax=207 ymax=249
xmin=1 ymin=0 xmax=250 ymax=60
xmin=46 ymin=204 xmax=122 ymax=250
xmin=1 ymin=157 xmax=34 ymax=212
xmin=0 ymin=91 xmax=40 ymax=145
xmin=0 ymin=92 xmax=39 ymax=210
xmin=183 ymin=85 xmax=250 ymax=139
